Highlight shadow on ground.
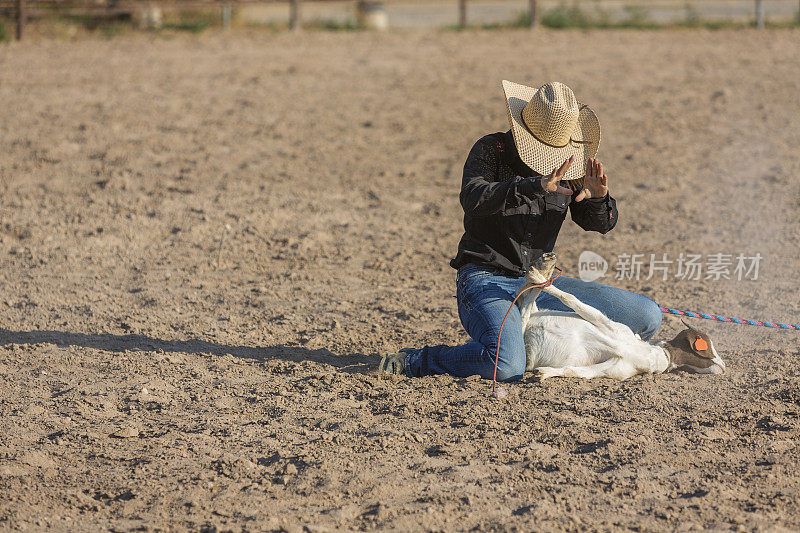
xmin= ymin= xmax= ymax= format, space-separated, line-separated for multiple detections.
xmin=0 ymin=328 xmax=378 ymax=373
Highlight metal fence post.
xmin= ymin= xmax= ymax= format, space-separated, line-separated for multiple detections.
xmin=222 ymin=4 xmax=232 ymax=29
xmin=755 ymin=0 xmax=764 ymax=28
xmin=529 ymin=0 xmax=538 ymax=28
xmin=289 ymin=0 xmax=301 ymax=31
xmin=15 ymin=0 xmax=25 ymax=40
xmin=458 ymin=0 xmax=467 ymax=28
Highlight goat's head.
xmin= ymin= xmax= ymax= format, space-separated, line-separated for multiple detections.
xmin=664 ymin=321 xmax=726 ymax=374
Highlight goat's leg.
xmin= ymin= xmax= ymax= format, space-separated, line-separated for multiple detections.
xmin=517 ymin=253 xmax=557 ymax=326
xmin=517 ymin=280 xmax=545 ymax=325
xmin=517 ymin=288 xmax=539 ymax=327
xmin=540 ymin=284 xmax=622 ymax=336
xmin=534 ymin=359 xmax=619 ymax=380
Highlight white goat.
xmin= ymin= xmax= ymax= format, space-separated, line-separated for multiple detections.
xmin=518 ymin=253 xmax=726 ymax=380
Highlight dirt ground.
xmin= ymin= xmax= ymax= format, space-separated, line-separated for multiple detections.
xmin=1 ymin=28 xmax=799 ymax=531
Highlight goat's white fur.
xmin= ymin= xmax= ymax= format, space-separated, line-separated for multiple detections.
xmin=518 ymin=255 xmax=724 ymax=380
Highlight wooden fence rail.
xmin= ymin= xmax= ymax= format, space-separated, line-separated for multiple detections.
xmin=3 ymin=0 xmax=799 ymax=40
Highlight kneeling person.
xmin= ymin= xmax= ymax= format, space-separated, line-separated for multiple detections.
xmin=380 ymin=81 xmax=661 ymax=381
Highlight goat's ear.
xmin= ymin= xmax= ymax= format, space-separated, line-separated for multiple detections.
xmin=679 ymin=319 xmax=712 ymax=351
xmin=688 ymin=330 xmax=713 ymax=358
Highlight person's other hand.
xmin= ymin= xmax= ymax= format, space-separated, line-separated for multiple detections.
xmin=574 ymin=157 xmax=608 ymax=202
xmin=541 ymin=156 xmax=575 ymax=196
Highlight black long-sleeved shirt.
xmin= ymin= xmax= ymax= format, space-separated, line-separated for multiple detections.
xmin=450 ymin=131 xmax=618 ymax=276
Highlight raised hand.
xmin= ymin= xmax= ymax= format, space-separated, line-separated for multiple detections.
xmin=541 ymin=155 xmax=576 ymax=196
xmin=575 ymin=157 xmax=608 ymax=202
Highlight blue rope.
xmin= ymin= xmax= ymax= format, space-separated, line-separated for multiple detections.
xmin=659 ymin=306 xmax=800 ymax=331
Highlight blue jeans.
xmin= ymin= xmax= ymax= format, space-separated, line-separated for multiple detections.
xmin=404 ymin=263 xmax=662 ymax=382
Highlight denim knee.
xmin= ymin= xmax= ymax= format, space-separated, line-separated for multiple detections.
xmin=491 ymin=344 xmax=526 ymax=382
xmin=638 ymin=296 xmax=662 ymax=340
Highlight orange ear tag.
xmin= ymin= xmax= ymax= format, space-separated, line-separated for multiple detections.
xmin=693 ymin=336 xmax=708 ymax=351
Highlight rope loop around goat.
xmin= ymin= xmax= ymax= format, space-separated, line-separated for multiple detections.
xmin=492 ymin=267 xmax=562 ymax=394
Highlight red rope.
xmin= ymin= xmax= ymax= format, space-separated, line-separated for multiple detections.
xmin=492 ymin=267 xmax=561 ymax=393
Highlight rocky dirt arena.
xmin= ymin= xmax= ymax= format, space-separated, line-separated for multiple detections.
xmin=1 ymin=28 xmax=799 ymax=531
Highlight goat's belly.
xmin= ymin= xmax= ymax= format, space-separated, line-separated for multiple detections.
xmin=522 ymin=313 xmax=613 ymax=371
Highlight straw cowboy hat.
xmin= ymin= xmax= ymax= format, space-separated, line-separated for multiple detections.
xmin=503 ymin=80 xmax=600 ymax=181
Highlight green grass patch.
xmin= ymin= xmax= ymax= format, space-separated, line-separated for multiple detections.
xmin=682 ymin=3 xmax=702 ymax=27
xmin=304 ymin=18 xmax=362 ymax=31
xmin=0 ymin=21 xmax=10 ymax=42
xmin=57 ymin=14 xmax=130 ymax=37
xmin=160 ymin=10 xmax=217 ymax=33
xmin=538 ymin=2 xmax=658 ymax=29
xmin=540 ymin=3 xmax=606 ymax=28
xmin=447 ymin=1 xmax=799 ymax=31
xmin=238 ymin=20 xmax=286 ymax=32
xmin=162 ymin=17 xmax=215 ymax=32
xmin=58 ymin=10 xmax=217 ymax=35
xmin=99 ymin=23 xmax=126 ymax=38
xmin=162 ymin=19 xmax=213 ymax=33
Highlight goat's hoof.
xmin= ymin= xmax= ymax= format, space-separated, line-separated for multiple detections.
xmin=528 ymin=253 xmax=558 ymax=283
xmin=531 ymin=368 xmax=555 ymax=381
xmin=532 ymin=252 xmax=557 ymax=271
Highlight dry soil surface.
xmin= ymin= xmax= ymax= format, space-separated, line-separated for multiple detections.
xmin=1 ymin=28 xmax=799 ymax=531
